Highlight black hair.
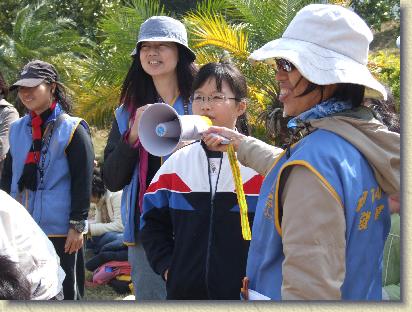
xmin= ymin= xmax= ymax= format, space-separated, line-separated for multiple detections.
xmin=333 ymin=84 xmax=365 ymax=108
xmin=120 ymin=43 xmax=197 ymax=112
xmin=14 ymin=81 xmax=73 ymax=115
xmin=192 ymin=62 xmax=250 ymax=135
xmin=296 ymin=80 xmax=365 ymax=108
xmin=0 ymin=255 xmax=31 ymax=300
xmin=92 ymin=167 xmax=106 ymax=198
xmin=0 ymin=71 xmax=8 ymax=99
xmin=53 ymin=82 xmax=73 ymax=114
xmin=364 ymin=87 xmax=400 ymax=134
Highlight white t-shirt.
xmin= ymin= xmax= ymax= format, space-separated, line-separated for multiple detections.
xmin=0 ymin=190 xmax=65 ymax=300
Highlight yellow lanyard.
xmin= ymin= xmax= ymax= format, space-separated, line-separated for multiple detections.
xmin=227 ymin=144 xmax=251 ymax=240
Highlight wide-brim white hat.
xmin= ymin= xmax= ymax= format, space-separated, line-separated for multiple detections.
xmin=249 ymin=4 xmax=387 ymax=100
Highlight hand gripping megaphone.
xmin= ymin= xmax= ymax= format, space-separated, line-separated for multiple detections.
xmin=138 ymin=103 xmax=230 ymax=157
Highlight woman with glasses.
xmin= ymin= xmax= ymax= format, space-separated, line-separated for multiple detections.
xmin=102 ymin=16 xmax=197 ymax=300
xmin=140 ymin=62 xmax=264 ymax=299
xmin=203 ymin=4 xmax=399 ymax=300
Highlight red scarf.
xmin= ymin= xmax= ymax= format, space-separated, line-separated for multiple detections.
xmin=18 ymin=101 xmax=57 ymax=191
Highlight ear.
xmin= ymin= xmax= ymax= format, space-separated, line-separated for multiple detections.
xmin=237 ymin=100 xmax=247 ymax=116
xmin=50 ymin=82 xmax=57 ymax=94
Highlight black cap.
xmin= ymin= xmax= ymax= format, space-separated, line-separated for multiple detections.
xmin=10 ymin=60 xmax=59 ymax=91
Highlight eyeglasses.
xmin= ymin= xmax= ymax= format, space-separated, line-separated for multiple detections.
xmin=275 ymin=58 xmax=295 ymax=73
xmin=191 ymin=94 xmax=240 ymax=105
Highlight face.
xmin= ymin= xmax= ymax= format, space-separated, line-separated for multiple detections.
xmin=275 ymin=61 xmax=336 ymax=116
xmin=139 ymin=41 xmax=179 ymax=78
xmin=18 ymin=82 xmax=55 ymax=115
xmin=275 ymin=68 xmax=321 ymax=116
xmin=192 ymin=78 xmax=246 ymax=130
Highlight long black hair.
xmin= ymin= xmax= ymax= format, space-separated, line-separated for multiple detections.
xmin=53 ymin=82 xmax=73 ymax=114
xmin=191 ymin=62 xmax=250 ymax=135
xmin=120 ymin=44 xmax=197 ymax=112
xmin=364 ymin=87 xmax=400 ymax=134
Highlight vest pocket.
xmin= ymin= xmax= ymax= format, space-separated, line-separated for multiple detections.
xmin=35 ymin=189 xmax=71 ymax=235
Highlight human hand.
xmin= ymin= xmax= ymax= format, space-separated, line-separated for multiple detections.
xmin=202 ymin=126 xmax=246 ymax=152
xmin=164 ymin=269 xmax=169 ymax=281
xmin=64 ymin=228 xmax=84 ymax=254
xmin=128 ymin=104 xmax=150 ymax=145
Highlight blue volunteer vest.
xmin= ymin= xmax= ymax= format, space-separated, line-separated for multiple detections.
xmin=115 ymin=97 xmax=191 ymax=245
xmin=246 ymin=129 xmax=390 ymax=300
xmin=9 ymin=113 xmax=85 ymax=236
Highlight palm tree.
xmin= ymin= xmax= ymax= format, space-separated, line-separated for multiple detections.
xmin=73 ymin=0 xmax=347 ymax=142
xmin=183 ymin=0 xmax=319 ymax=143
xmin=0 ymin=0 xmax=92 ymax=83
xmin=73 ymin=0 xmax=165 ymax=128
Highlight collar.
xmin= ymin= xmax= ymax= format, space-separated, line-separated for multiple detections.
xmin=287 ymin=98 xmax=353 ymax=130
xmin=201 ymin=140 xmax=223 ymax=158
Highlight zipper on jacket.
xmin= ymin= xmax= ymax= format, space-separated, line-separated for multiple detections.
xmin=204 ymin=152 xmax=223 ymax=298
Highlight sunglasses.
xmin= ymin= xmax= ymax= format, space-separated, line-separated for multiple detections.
xmin=275 ymin=58 xmax=295 ymax=72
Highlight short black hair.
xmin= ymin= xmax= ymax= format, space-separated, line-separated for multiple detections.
xmin=0 ymin=255 xmax=31 ymax=300
xmin=192 ymin=62 xmax=250 ymax=135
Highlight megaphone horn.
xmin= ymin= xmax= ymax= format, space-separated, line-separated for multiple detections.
xmin=138 ymin=103 xmax=229 ymax=157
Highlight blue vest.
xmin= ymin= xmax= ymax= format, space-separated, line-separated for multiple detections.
xmin=9 ymin=113 xmax=85 ymax=236
xmin=115 ymin=97 xmax=191 ymax=245
xmin=246 ymin=129 xmax=390 ymax=300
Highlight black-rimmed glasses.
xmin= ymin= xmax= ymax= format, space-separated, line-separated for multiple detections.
xmin=191 ymin=94 xmax=240 ymax=105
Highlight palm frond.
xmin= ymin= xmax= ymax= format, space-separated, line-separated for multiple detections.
xmin=185 ymin=11 xmax=249 ymax=58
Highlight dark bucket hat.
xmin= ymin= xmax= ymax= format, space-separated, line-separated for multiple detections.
xmin=130 ymin=16 xmax=196 ymax=61
xmin=10 ymin=60 xmax=59 ymax=91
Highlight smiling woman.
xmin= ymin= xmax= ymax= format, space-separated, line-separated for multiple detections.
xmin=102 ymin=15 xmax=198 ymax=300
xmin=1 ymin=60 xmax=95 ymax=300
xmin=203 ymin=4 xmax=400 ymax=300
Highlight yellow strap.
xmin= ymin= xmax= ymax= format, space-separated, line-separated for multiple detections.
xmin=227 ymin=144 xmax=251 ymax=240
xmin=169 ymin=93 xmax=180 ymax=106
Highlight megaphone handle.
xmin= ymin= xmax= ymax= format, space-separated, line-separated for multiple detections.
xmin=209 ymin=133 xmax=230 ymax=145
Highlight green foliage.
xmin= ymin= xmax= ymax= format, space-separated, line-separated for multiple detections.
xmin=1 ymin=0 xmax=400 ymax=140
xmin=73 ymin=0 xmax=166 ymax=127
xmin=0 ymin=1 xmax=93 ymax=83
xmin=159 ymin=0 xmax=197 ymax=16
xmin=368 ymin=50 xmax=400 ymax=112
xmin=351 ymin=0 xmax=400 ymax=31
xmin=183 ymin=0 xmax=317 ymax=143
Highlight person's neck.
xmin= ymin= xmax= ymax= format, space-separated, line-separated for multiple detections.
xmin=153 ymin=74 xmax=179 ymax=105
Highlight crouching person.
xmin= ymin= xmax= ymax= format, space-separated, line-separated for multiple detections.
xmin=0 ymin=190 xmax=65 ymax=300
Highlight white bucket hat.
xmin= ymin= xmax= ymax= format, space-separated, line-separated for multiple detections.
xmin=248 ymin=4 xmax=387 ymax=100
xmin=130 ymin=16 xmax=196 ymax=61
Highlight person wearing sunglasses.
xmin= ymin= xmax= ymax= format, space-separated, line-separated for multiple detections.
xmin=203 ymin=4 xmax=399 ymax=300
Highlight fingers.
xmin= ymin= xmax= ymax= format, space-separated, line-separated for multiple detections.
xmin=203 ymin=126 xmax=246 ymax=152
xmin=64 ymin=237 xmax=71 ymax=253
xmin=64 ymin=231 xmax=84 ymax=254
xmin=202 ymin=133 xmax=229 ymax=152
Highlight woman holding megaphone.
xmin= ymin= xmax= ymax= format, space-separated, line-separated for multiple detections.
xmin=102 ymin=16 xmax=197 ymax=300
xmin=202 ymin=4 xmax=400 ymax=300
